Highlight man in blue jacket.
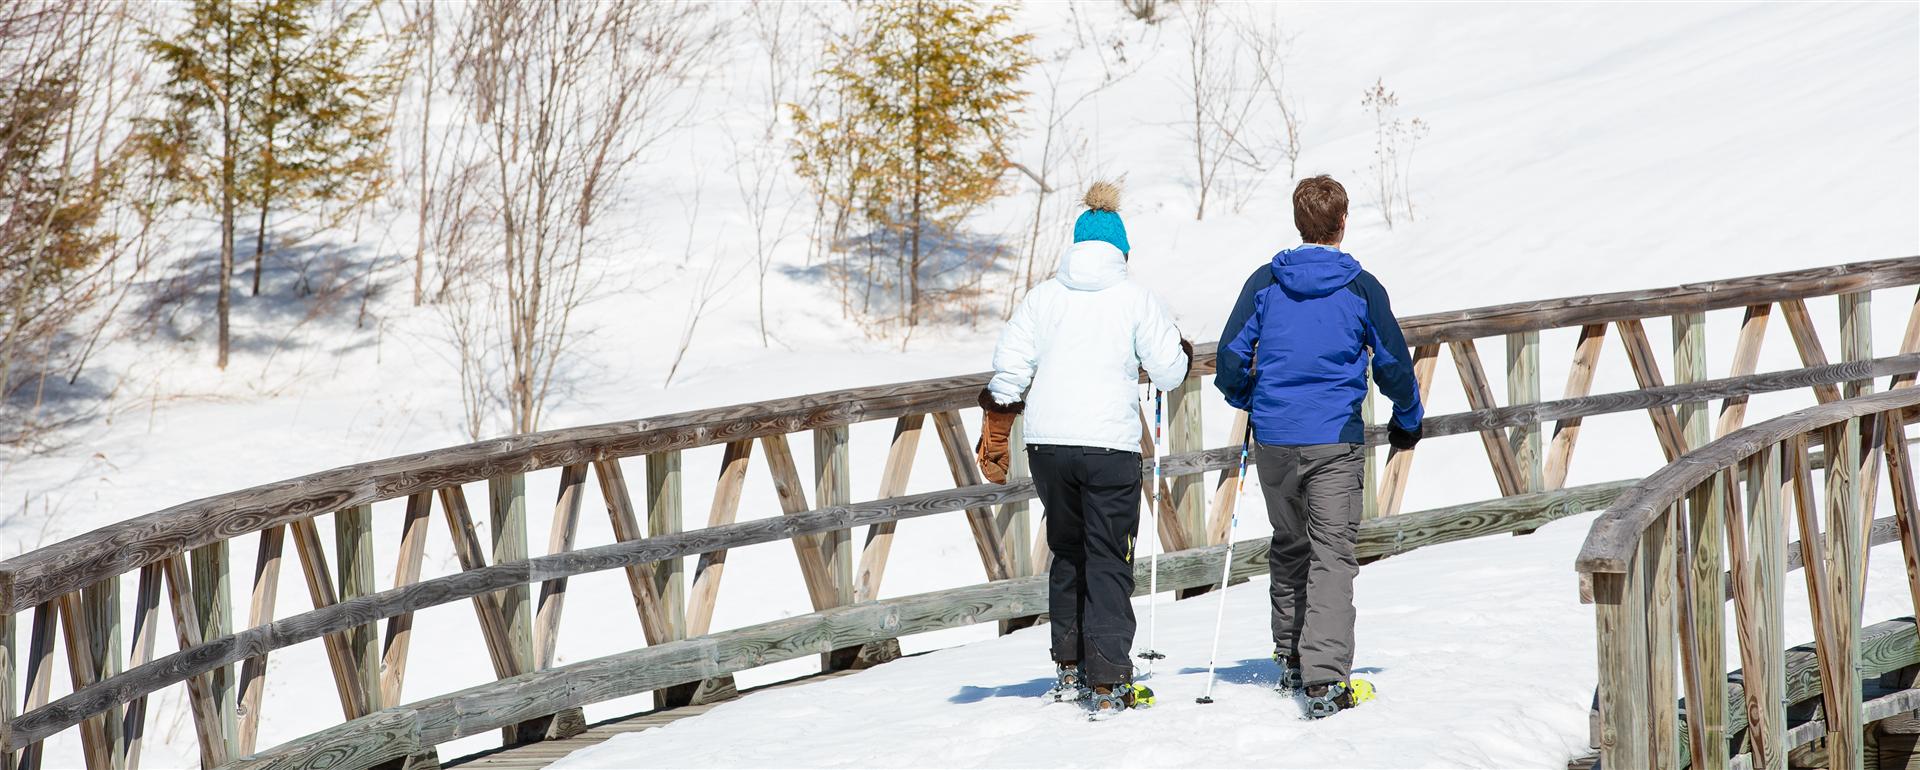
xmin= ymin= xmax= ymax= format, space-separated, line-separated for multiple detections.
xmin=1214 ymin=175 xmax=1423 ymax=718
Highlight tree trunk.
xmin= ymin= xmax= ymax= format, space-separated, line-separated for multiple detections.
xmin=414 ymin=3 xmax=434 ymax=306
xmin=217 ymin=6 xmax=236 ymax=369
xmin=907 ymin=0 xmax=923 ymax=331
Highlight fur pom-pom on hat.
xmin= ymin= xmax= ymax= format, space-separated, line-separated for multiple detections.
xmin=1073 ymin=181 xmax=1129 ymax=254
xmin=1082 ymin=180 xmax=1122 ymax=212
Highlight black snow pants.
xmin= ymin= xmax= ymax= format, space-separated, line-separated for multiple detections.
xmin=1029 ymin=444 xmax=1141 ymax=686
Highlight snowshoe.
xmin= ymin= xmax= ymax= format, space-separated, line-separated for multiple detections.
xmin=1272 ymin=652 xmax=1303 ymax=693
xmin=1301 ymin=679 xmax=1376 ymax=720
xmin=1085 ymin=683 xmax=1154 ymax=721
xmin=1046 ymin=663 xmax=1088 ymax=703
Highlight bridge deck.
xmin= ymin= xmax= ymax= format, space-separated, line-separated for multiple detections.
xmin=443 ymin=670 xmax=862 ymax=769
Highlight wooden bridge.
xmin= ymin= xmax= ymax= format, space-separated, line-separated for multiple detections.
xmin=3 ymin=257 xmax=1919 ymax=770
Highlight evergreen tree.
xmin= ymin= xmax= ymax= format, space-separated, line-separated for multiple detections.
xmin=144 ymin=0 xmax=399 ymax=366
xmin=144 ymin=0 xmax=246 ymax=368
xmin=794 ymin=0 xmax=1034 ymax=329
xmin=237 ymin=0 xmax=400 ymax=296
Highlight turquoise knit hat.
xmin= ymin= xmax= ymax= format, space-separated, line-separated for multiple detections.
xmin=1072 ymin=181 xmax=1128 ymax=255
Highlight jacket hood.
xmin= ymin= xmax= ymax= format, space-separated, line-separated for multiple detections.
xmin=1056 ymin=240 xmax=1128 ymax=291
xmin=1270 ymin=245 xmax=1360 ymax=298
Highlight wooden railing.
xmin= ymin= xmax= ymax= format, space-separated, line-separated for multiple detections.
xmin=2 ymin=257 xmax=1917 ymax=770
xmin=1578 ymin=385 xmax=1920 ymax=770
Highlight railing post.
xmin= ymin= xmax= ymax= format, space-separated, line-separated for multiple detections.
xmin=1362 ymin=379 xmax=1379 ymax=520
xmin=1842 ymin=291 xmax=1873 ymax=399
xmin=1673 ymin=311 xmax=1726 ymax=768
xmin=1593 ymin=559 xmax=1650 ymax=767
xmin=2 ymin=607 xmax=14 ymax=770
xmin=1826 ymin=419 xmax=1866 ymax=770
xmin=488 ymin=475 xmax=541 ymax=744
xmin=813 ymin=427 xmax=853 ymax=601
xmin=188 ymin=542 xmax=238 ymax=762
xmin=335 ymin=505 xmax=379 ymax=716
xmin=1648 ymin=507 xmax=1681 ymax=767
xmin=1006 ymin=416 xmax=1032 ymax=577
xmin=646 ymin=451 xmax=687 ymax=638
xmin=1168 ymin=375 xmax=1206 ymax=546
xmin=1507 ymin=331 xmax=1543 ymax=492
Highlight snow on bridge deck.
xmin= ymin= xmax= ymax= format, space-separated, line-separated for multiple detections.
xmin=496 ymin=513 xmax=1607 ymax=769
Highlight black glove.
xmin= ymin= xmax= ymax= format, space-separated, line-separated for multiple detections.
xmin=1179 ymin=338 xmax=1195 ymax=379
xmin=1388 ymin=423 xmax=1422 ymax=451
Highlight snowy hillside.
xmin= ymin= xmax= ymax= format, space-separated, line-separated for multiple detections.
xmin=1 ymin=2 xmax=1915 ymax=768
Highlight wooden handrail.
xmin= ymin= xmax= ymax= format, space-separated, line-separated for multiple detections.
xmin=1575 ymin=385 xmax=1920 ymax=574
xmin=3 ymin=258 xmax=1912 ymax=617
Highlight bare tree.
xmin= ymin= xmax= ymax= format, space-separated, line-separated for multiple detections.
xmin=1 ymin=1 xmax=159 ymax=446
xmin=1182 ymin=0 xmax=1263 ymax=220
xmin=1236 ymin=12 xmax=1305 ymax=181
xmin=734 ymin=0 xmax=802 ymax=348
xmin=440 ymin=0 xmax=718 ymax=436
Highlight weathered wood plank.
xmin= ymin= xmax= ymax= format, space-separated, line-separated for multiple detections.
xmin=380 ymin=493 xmax=433 ymax=709
xmin=237 ymin=525 xmax=285 ymax=755
xmin=1716 ymin=306 xmax=1773 ymax=439
xmin=757 ymin=435 xmax=842 ymax=612
xmin=488 ymin=476 xmax=534 ymax=691
xmin=1508 ymin=331 xmax=1544 ymax=494
xmin=161 ymin=556 xmax=228 ymax=768
xmin=120 ymin=566 xmax=161 ymax=770
xmin=17 ymin=602 xmax=56 ymax=770
xmin=57 ymin=589 xmax=112 ymax=770
xmin=1616 ymin=318 xmax=1690 ymax=463
xmin=1139 ymin=411 xmax=1193 ymax=554
xmin=1208 ymin=409 xmax=1251 ymax=543
xmin=854 ymin=415 xmax=924 ymax=604
xmin=1738 ymin=451 xmax=1786 ymax=770
xmin=930 ymin=412 xmax=1013 ymax=582
xmin=534 ymin=465 xmax=587 ymax=671
xmin=593 ymin=460 xmax=672 ymax=647
xmin=644 ymin=452 xmax=686 ymax=640
xmin=1648 ymin=509 xmax=1680 ymax=767
xmin=1378 ymin=345 xmax=1441 ymax=515
xmin=1168 ymin=376 xmax=1206 ymax=543
xmin=434 ymin=486 xmax=520 ymax=682
xmin=1594 ymin=565 xmax=1651 ymax=769
xmin=1674 ymin=310 xmax=1726 ymax=770
xmin=1547 ymin=325 xmax=1608 ymax=491
xmin=336 ymin=505 xmax=379 ymax=716
xmin=1886 ymin=417 xmax=1920 ymax=622
xmin=812 ymin=427 xmax=854 ymax=600
xmin=287 ymin=516 xmax=371 ymax=720
xmin=1780 ymin=298 xmax=1843 ymax=404
xmin=1824 ymin=419 xmax=1865 ymax=770
xmin=1450 ymin=339 xmax=1527 ymax=496
xmin=189 ymin=540 xmax=239 ymax=761
xmin=685 ymin=440 xmax=754 ymax=638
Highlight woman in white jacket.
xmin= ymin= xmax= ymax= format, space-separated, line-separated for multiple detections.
xmin=977 ymin=182 xmax=1189 ymax=715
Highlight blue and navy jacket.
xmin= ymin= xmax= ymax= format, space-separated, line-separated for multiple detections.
xmin=1215 ymin=245 xmax=1423 ymax=446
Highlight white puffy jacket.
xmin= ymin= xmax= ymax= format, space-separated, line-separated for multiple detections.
xmin=989 ymin=240 xmax=1189 ymax=452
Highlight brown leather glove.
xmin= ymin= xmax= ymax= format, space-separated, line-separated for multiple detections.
xmin=975 ymin=388 xmax=1022 ymax=484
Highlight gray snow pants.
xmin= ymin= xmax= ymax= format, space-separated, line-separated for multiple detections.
xmin=1254 ymin=442 xmax=1365 ymax=686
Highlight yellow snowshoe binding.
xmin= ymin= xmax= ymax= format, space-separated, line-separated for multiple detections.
xmin=1086 ymin=682 xmax=1154 ymax=720
xmin=1303 ymin=678 xmax=1375 ymax=719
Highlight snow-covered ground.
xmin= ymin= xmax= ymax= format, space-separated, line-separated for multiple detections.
xmin=1 ymin=2 xmax=1915 ymax=768
xmin=547 ymin=509 xmax=1920 ymax=769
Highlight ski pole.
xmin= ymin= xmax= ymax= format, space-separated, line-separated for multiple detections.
xmin=1136 ymin=388 xmax=1167 ymax=673
xmin=1196 ymin=418 xmax=1254 ymax=704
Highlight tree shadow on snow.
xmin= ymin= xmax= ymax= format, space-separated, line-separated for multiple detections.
xmin=948 ymin=676 xmax=1056 ymax=704
xmin=132 ymin=232 xmax=401 ymax=357
xmin=781 ymin=225 xmax=1013 ymax=328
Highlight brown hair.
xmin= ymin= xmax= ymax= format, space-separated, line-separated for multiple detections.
xmin=1292 ymin=175 xmax=1347 ymax=244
